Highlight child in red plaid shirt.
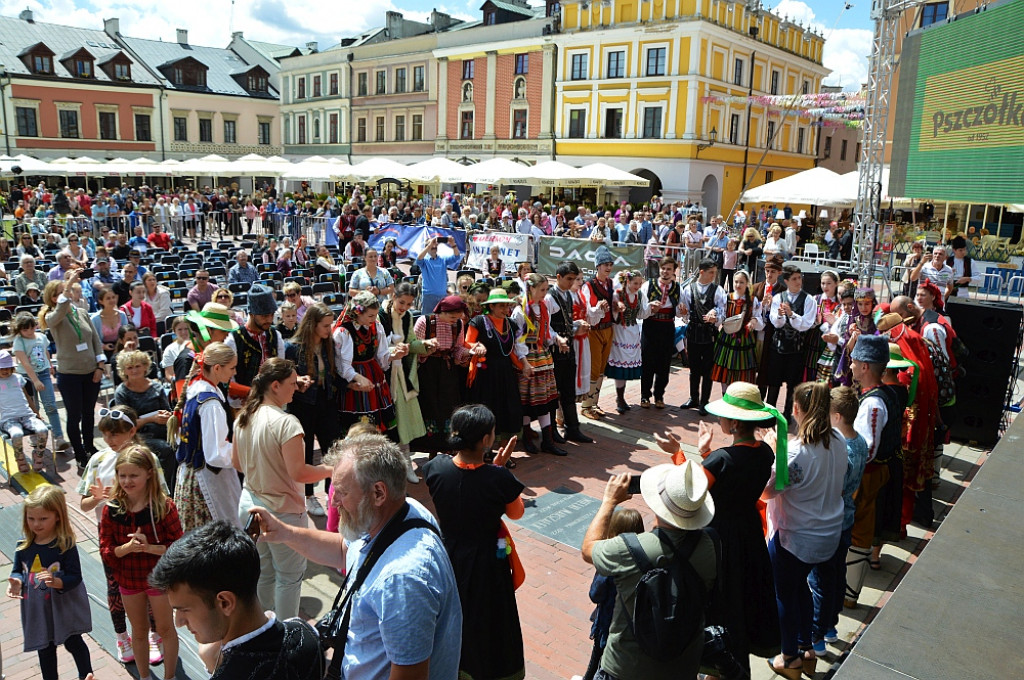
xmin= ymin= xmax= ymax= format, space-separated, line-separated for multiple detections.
xmin=99 ymin=446 xmax=183 ymax=680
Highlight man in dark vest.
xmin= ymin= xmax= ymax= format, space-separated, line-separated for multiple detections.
xmin=680 ymin=258 xmax=726 ymax=415
xmin=225 ymin=283 xmax=285 ymax=406
xmin=946 ymin=235 xmax=977 ymax=300
xmin=640 ymin=256 xmax=683 ymax=409
xmin=845 ymin=334 xmax=907 ymax=608
xmin=764 ymin=264 xmax=817 ymax=420
xmin=547 ymin=261 xmax=594 ymax=444
xmin=581 ymin=246 xmax=617 ymax=419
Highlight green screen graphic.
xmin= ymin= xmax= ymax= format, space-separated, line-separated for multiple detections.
xmin=889 ymin=0 xmax=1024 ymax=203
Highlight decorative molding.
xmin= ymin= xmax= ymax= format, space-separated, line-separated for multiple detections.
xmin=169 ymin=142 xmax=282 ymax=156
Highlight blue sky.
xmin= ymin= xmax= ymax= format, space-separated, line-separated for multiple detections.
xmin=1 ymin=0 xmax=871 ymax=90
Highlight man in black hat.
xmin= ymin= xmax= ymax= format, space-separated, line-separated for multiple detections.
xmin=679 ymin=258 xmax=726 ymax=414
xmin=945 ymin=235 xmax=977 ymax=299
xmin=226 ymin=283 xmax=285 ymax=401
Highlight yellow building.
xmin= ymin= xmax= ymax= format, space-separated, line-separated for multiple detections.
xmin=554 ymin=0 xmax=829 ymax=213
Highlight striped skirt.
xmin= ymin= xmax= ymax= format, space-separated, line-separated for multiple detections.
xmin=711 ymin=329 xmax=758 ymax=384
xmin=519 ymin=345 xmax=558 ymax=417
xmin=341 ymin=359 xmax=398 ymax=432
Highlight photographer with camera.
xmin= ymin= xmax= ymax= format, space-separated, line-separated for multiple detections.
xmin=149 ymin=521 xmax=324 ymax=680
xmin=416 ymin=235 xmax=461 ymax=314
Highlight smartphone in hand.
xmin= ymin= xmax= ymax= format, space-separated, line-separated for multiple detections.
xmin=244 ymin=513 xmax=261 ymax=542
xmin=628 ymin=475 xmax=642 ymax=495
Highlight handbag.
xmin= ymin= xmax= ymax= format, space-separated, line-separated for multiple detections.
xmin=721 ymin=313 xmax=744 ymax=335
xmin=772 ymin=317 xmax=804 ymax=355
xmin=316 ymin=502 xmax=440 ymax=680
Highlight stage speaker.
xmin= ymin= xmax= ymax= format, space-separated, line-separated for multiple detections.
xmin=945 ymin=298 xmax=1023 ymax=445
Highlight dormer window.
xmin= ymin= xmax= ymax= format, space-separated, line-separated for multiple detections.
xmin=19 ymin=43 xmax=56 ymax=75
xmin=60 ymin=48 xmax=96 ymax=80
xmin=114 ymin=63 xmax=130 ymax=79
xmin=73 ymin=59 xmax=92 ymax=77
xmin=248 ymin=73 xmax=268 ymax=92
xmin=232 ymin=65 xmax=271 ymax=95
xmin=160 ymin=57 xmax=209 ymax=88
xmin=34 ymin=54 xmax=53 ymax=74
xmin=99 ymin=51 xmax=133 ymax=82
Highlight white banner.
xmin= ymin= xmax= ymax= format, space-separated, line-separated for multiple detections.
xmin=466 ymin=231 xmax=532 ymax=273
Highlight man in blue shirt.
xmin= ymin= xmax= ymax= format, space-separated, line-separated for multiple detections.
xmin=416 ymin=236 xmax=461 ymax=313
xmin=228 ymin=250 xmax=259 ymax=285
xmin=248 ymin=435 xmax=462 ymax=680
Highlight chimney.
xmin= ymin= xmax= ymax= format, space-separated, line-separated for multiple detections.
xmin=231 ymin=31 xmax=243 ymax=41
xmin=430 ymin=10 xmax=454 ymax=30
xmin=305 ymin=41 xmax=319 ymax=53
xmin=176 ymin=29 xmax=188 ymax=46
xmin=104 ymin=17 xmax=120 ymax=36
xmin=18 ymin=8 xmax=33 ymax=22
xmin=385 ymin=11 xmax=403 ymax=40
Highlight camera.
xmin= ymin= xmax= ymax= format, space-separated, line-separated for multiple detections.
xmin=701 ymin=626 xmax=750 ymax=680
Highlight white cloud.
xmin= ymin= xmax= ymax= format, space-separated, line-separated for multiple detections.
xmin=771 ymin=0 xmax=869 ymax=92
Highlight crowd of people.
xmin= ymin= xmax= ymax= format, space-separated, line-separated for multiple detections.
xmin=0 ymin=180 xmax=988 ymax=680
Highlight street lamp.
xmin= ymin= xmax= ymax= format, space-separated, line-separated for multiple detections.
xmin=696 ymin=127 xmax=717 ymax=157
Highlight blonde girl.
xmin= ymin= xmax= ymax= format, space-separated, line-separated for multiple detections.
xmin=512 ymin=273 xmax=569 ymax=456
xmin=99 ymin=446 xmax=182 ymax=680
xmin=8 ymin=486 xmax=94 ymax=680
xmin=605 ymin=270 xmax=651 ymax=413
xmin=11 ymin=311 xmax=67 ymax=451
xmin=160 ymin=316 xmax=191 ymax=382
xmin=78 ymin=406 xmax=167 ymax=664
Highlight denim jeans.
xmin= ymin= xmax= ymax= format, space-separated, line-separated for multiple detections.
xmin=56 ymin=371 xmax=102 ymax=466
xmin=34 ymin=370 xmax=64 ymax=439
xmin=808 ymin=527 xmax=852 ymax=641
xmin=238 ymin=489 xmax=308 ymax=619
xmin=768 ymin=532 xmax=817 ymax=655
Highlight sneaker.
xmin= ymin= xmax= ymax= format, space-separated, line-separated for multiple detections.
xmin=812 ymin=639 xmax=826 ymax=655
xmin=54 ymin=437 xmax=72 ymax=453
xmin=824 ymin=628 xmax=839 ymax=644
xmin=306 ymin=497 xmax=326 ymax=517
xmin=116 ymin=632 xmax=134 ymax=663
xmin=149 ymin=631 xmax=164 ymax=665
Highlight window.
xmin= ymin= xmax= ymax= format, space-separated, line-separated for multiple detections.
xmin=16 ymin=107 xmax=38 ymax=137
xmin=729 ymin=113 xmax=740 ymax=144
xmin=823 ymin=136 xmax=832 ymax=158
xmin=607 ymin=51 xmax=625 ymax=78
xmin=855 ymin=142 xmax=862 ymax=159
xmin=113 ymin=62 xmax=131 ymax=80
xmin=515 ymin=54 xmax=529 ymax=75
xmin=137 ymin=112 xmax=154 ymax=140
xmin=802 ymin=79 xmax=809 ymax=94
xmin=413 ymin=65 xmax=425 ymax=91
xmin=329 ymin=114 xmax=339 ymax=143
xmin=765 ymin=170 xmax=774 ymax=183
xmin=921 ymin=2 xmax=948 ymax=27
xmin=298 ymin=116 xmax=307 ymax=144
xmin=513 ymin=109 xmax=527 ymax=139
xmin=570 ymin=53 xmax=588 ymax=80
xmin=59 ymin=110 xmax=79 ymax=138
xmin=641 ymin=107 xmax=662 ymax=139
xmin=797 ymin=127 xmax=805 ymax=154
xmin=357 ymin=72 xmax=368 ymax=96
xmin=73 ymin=59 xmax=93 ymax=78
xmin=376 ymin=70 xmax=386 ymax=94
xmin=840 ymin=138 xmax=848 ymax=161
xmin=224 ymin=120 xmax=237 ymax=144
xmin=460 ymin=111 xmax=474 ymax=139
xmin=357 ymin=118 xmax=367 ymax=142
xmin=313 ymin=75 xmax=321 ymax=97
xmin=462 ymin=60 xmax=474 ymax=80
xmin=32 ymin=54 xmax=52 ymax=75
xmin=258 ymin=121 xmax=271 ymax=145
xmin=733 ymin=57 xmax=744 ymax=86
xmin=298 ymin=77 xmax=306 ymax=99
xmin=568 ymin=109 xmax=586 ymax=138
xmin=395 ymin=115 xmax=406 ymax=141
xmin=313 ymin=118 xmax=320 ymax=140
xmin=604 ymin=108 xmax=622 ymax=138
xmin=99 ymin=111 xmax=117 ymax=140
xmin=171 ymin=63 xmax=207 ymax=87
xmin=329 ymin=72 xmax=339 ymax=95
xmin=396 ymin=68 xmax=407 ymax=93
xmin=199 ymin=118 xmax=213 ymax=143
xmin=173 ymin=116 xmax=187 ymax=141
xmin=412 ymin=114 xmax=423 ymax=141
xmin=645 ymin=47 xmax=666 ymax=76
xmin=248 ymin=73 xmax=268 ymax=92
xmin=485 ymin=10 xmax=496 ymax=24
xmin=770 ymin=69 xmax=780 ymax=95
xmin=375 ymin=116 xmax=385 ymax=142
xmin=766 ymin=120 xmax=776 ymax=148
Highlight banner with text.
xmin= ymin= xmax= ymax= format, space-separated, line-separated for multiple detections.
xmin=366 ymin=225 xmax=467 ymax=267
xmin=537 ymin=236 xmax=645 ymax=278
xmin=466 ymin=232 xmax=532 ymax=273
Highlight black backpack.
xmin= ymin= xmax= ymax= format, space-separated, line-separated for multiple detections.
xmin=620 ymin=528 xmax=712 ymax=662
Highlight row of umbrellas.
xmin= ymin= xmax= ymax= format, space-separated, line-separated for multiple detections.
xmin=0 ymin=153 xmax=649 ymax=187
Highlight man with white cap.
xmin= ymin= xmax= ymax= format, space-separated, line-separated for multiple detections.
xmin=582 ymin=462 xmax=717 ymax=680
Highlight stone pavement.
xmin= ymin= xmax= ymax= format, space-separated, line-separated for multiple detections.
xmin=0 ymin=360 xmax=998 ymax=680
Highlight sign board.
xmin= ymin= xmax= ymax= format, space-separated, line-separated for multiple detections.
xmin=511 ymin=487 xmax=602 ymax=550
xmin=537 ymin=236 xmax=646 ymax=278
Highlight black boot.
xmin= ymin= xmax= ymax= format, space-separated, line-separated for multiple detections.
xmin=522 ymin=427 xmax=539 ymax=454
xmin=565 ymin=429 xmax=595 ymax=444
xmin=541 ymin=426 xmax=568 ymax=456
xmin=551 ymin=426 xmax=567 ymax=444
xmin=616 ymin=387 xmax=630 ymax=414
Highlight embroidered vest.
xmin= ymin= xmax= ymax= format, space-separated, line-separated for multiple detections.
xmin=646 ymin=280 xmax=681 ymax=322
xmin=176 ymin=391 xmax=230 ymax=472
xmin=343 ymin=320 xmax=379 ymax=363
xmin=588 ymin=277 xmax=615 ymax=330
xmin=547 ymin=289 xmax=575 ymax=339
xmin=772 ymin=291 xmax=808 ymax=355
xmin=861 ymin=384 xmax=906 ymax=465
xmin=685 ymin=281 xmax=719 ymax=345
xmin=233 ymin=327 xmax=278 ymax=387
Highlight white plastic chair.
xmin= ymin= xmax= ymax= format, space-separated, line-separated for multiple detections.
xmin=803 ymin=243 xmax=821 ymax=260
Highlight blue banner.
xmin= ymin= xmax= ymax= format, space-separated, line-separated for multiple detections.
xmin=367 ymin=225 xmax=467 ymax=269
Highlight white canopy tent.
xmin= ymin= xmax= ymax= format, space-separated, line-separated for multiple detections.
xmin=404 ymin=157 xmax=472 ymax=184
xmin=504 ymin=160 xmax=582 ymax=187
xmin=460 ymin=158 xmax=530 ymax=185
xmin=575 ymin=163 xmax=650 ymax=187
xmin=345 ymin=158 xmax=413 ymax=182
xmin=740 ymin=167 xmax=845 ymax=205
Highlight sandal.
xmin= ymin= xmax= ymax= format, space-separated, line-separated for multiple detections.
xmin=33 ymin=449 xmax=48 ymax=473
xmin=800 ymin=647 xmax=817 ymax=677
xmin=504 ymin=459 xmax=517 ymax=469
xmin=767 ymin=654 xmax=804 ymax=680
xmin=869 ymin=557 xmax=881 ymax=570
xmin=14 ymin=453 xmax=30 ymax=474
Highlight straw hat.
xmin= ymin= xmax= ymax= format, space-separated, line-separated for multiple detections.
xmin=705 ymin=382 xmax=775 ymax=422
xmin=185 ymin=302 xmax=239 ymax=334
xmin=481 ymin=288 xmax=514 ymax=306
xmin=640 ymin=460 xmax=715 ymax=531
xmin=887 ymin=342 xmax=916 ymax=369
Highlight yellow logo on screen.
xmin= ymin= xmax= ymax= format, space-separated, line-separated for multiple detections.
xmin=919 ymin=54 xmax=1024 ymax=152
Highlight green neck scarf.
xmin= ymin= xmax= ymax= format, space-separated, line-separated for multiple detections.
xmin=890 ymin=351 xmax=920 ymax=406
xmin=722 ymin=393 xmax=789 ymax=490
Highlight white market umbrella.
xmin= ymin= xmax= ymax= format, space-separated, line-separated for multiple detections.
xmin=740 ymin=166 xmax=845 ymax=206
xmin=404 ymin=157 xmax=473 ymax=184
xmin=347 ymin=158 xmax=411 ymax=182
xmin=575 ymin=163 xmax=650 ymax=187
xmin=460 ymin=157 xmax=530 ymax=185
xmin=504 ymin=160 xmax=582 ymax=187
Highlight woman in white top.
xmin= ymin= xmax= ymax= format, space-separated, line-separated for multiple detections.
xmin=762 ymin=381 xmax=847 ymax=679
xmin=763 ymin=224 xmax=785 ymax=258
xmin=142 ymin=273 xmax=173 ymax=324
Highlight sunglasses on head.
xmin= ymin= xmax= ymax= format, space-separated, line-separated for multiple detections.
xmin=98 ymin=408 xmax=134 ymax=425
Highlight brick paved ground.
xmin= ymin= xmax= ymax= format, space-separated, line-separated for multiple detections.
xmin=0 ymin=334 xmax=997 ymax=680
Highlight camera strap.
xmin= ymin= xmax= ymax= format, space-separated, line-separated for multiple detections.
xmin=322 ymin=502 xmax=440 ymax=679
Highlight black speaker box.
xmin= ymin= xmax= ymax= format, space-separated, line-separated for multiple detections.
xmin=946 ymin=298 xmax=1023 ymax=354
